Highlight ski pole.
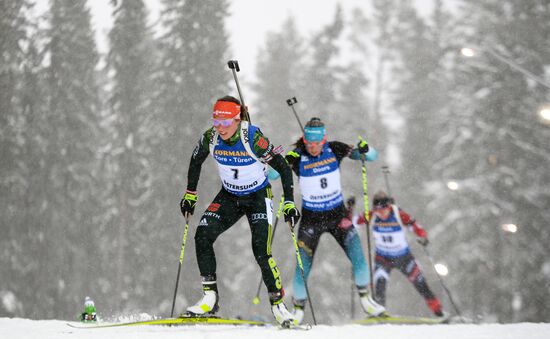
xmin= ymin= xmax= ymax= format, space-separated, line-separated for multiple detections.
xmin=289 ymin=218 xmax=317 ymax=325
xmin=422 ymin=246 xmax=462 ymax=318
xmin=350 ymin=269 xmax=355 ymax=318
xmin=359 ymin=137 xmax=375 ymax=294
xmin=286 ymin=97 xmax=305 ymax=133
xmin=227 ymin=60 xmax=251 ymax=122
xmin=381 ymin=165 xmax=392 ymax=198
xmin=170 ymin=216 xmax=190 ymax=317
xmin=346 ymin=200 xmax=356 ymax=318
xmin=252 ymin=195 xmax=284 ymax=305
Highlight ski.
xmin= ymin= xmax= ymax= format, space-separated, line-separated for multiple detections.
xmin=67 ymin=315 xmax=269 ymax=329
xmin=354 ymin=314 xmax=449 ymax=325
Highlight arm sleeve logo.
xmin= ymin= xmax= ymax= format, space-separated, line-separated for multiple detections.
xmin=257 ymin=136 xmax=269 ymax=149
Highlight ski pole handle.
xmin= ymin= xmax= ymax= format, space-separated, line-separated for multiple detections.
xmin=286 ymin=97 xmax=297 ymax=106
xmin=227 ymin=60 xmax=240 ymax=72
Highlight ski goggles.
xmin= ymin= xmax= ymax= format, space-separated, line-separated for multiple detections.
xmin=373 ymin=198 xmax=391 ymax=209
xmin=212 ymin=118 xmax=235 ymax=127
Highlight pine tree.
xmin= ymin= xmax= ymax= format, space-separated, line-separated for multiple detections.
xmin=392 ymin=2 xmax=450 ymax=183
xmin=159 ymin=0 xmax=230 ymax=138
xmin=389 ymin=3 xmax=456 ymax=216
xmin=157 ymin=0 xmax=231 ymax=191
xmin=254 ymin=16 xmax=305 ymax=144
xmin=300 ymin=5 xmax=344 ymax=117
xmin=105 ymin=0 xmax=158 ymax=311
xmin=429 ymin=0 xmax=550 ymax=322
xmin=368 ymin=0 xmax=399 ymax=161
xmin=0 ymin=0 xmax=38 ymax=318
xmin=0 ymin=2 xmax=27 ymax=233
xmin=44 ymin=0 xmax=102 ymax=317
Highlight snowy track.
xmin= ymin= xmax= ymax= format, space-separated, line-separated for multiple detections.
xmin=3 ymin=318 xmax=550 ymax=339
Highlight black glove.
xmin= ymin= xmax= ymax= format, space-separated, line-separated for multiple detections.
xmin=283 ymin=201 xmax=300 ymax=227
xmin=417 ymin=237 xmax=429 ymax=247
xmin=357 ymin=137 xmax=369 ymax=154
xmin=180 ymin=190 xmax=198 ymax=218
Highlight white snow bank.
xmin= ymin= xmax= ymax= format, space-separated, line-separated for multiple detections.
xmin=1 ymin=317 xmax=549 ymax=339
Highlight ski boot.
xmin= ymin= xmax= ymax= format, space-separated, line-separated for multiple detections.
xmin=186 ymin=277 xmax=219 ymax=316
xmin=292 ymin=298 xmax=306 ymax=325
xmin=358 ymin=287 xmax=386 ymax=317
xmin=269 ymin=291 xmax=295 ymax=328
xmin=426 ymin=298 xmax=445 ymax=317
xmin=186 ymin=290 xmax=219 ymax=315
xmin=80 ymin=296 xmax=97 ymax=322
xmin=271 ymin=302 xmax=295 ymax=328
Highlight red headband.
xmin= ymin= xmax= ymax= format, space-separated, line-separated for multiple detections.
xmin=213 ymin=101 xmax=240 ymax=119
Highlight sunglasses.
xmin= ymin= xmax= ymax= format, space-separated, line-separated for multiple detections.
xmin=212 ymin=118 xmax=234 ymax=127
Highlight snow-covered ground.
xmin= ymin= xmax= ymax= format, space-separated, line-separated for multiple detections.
xmin=2 ymin=318 xmax=549 ymax=339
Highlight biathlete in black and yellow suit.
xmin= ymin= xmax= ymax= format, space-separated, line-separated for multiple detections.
xmin=179 ymin=95 xmax=300 ymax=326
xmin=271 ymin=117 xmax=386 ymax=324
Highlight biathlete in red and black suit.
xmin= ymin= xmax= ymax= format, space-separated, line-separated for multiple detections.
xmin=355 ymin=190 xmax=445 ymax=317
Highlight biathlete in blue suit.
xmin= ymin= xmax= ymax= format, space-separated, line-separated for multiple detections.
xmin=277 ymin=117 xmax=386 ymax=324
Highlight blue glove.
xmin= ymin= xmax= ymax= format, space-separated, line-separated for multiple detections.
xmin=365 ymin=147 xmax=378 ymax=161
xmin=267 ymin=167 xmax=280 ymax=181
